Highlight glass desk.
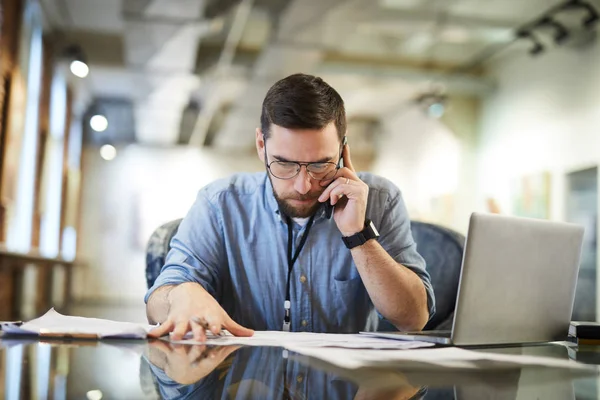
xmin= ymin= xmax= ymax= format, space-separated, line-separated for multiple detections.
xmin=0 ymin=337 xmax=598 ymax=399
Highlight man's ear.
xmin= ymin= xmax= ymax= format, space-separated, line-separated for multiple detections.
xmin=255 ymin=128 xmax=265 ymax=163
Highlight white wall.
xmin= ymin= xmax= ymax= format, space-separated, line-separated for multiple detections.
xmin=75 ymin=145 xmax=263 ymax=303
xmin=372 ymin=107 xmax=472 ymax=233
xmin=477 ymin=42 xmax=600 ymax=220
xmin=476 ymin=38 xmax=600 ymax=320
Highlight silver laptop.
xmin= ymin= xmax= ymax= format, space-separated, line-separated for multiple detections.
xmin=364 ymin=212 xmax=585 ymax=346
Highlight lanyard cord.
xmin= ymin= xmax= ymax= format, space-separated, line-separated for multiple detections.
xmin=283 ymin=213 xmax=316 ymax=331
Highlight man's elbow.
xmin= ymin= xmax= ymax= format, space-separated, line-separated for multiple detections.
xmin=390 ymin=307 xmax=429 ymax=332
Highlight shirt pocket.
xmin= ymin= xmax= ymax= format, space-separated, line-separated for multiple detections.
xmin=331 ymin=275 xmax=371 ymax=332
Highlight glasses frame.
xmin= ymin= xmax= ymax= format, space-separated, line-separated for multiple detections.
xmin=263 ymin=135 xmax=346 ymax=181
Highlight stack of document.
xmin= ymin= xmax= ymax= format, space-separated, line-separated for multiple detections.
xmin=0 ymin=309 xmax=436 ymax=349
xmin=0 ymin=308 xmax=152 ymax=339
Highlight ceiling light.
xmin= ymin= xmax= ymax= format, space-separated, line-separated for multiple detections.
xmin=99 ymin=145 xmax=117 ymax=161
xmin=415 ymin=92 xmax=447 ymax=119
xmin=90 ymin=114 xmax=108 ymax=132
xmin=86 ymin=390 xmax=103 ymax=400
xmin=428 ymin=102 xmax=446 ymax=119
xmin=70 ymin=60 xmax=89 ymax=78
xmin=64 ymin=44 xmax=89 ymax=78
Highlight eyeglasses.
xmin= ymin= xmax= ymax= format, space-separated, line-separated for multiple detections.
xmin=263 ymin=137 xmax=344 ymax=181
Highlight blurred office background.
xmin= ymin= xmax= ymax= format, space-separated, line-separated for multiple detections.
xmin=0 ymin=0 xmax=599 ymax=323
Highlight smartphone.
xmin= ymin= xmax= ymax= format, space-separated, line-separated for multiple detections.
xmin=324 ymin=136 xmax=347 ymax=219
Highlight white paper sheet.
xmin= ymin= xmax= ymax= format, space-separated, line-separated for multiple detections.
xmin=284 ymin=345 xmax=597 ymax=370
xmin=171 ymin=330 xmax=436 ymax=350
xmin=0 ymin=309 xmax=153 ymax=339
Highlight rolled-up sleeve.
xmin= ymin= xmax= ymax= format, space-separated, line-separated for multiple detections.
xmin=377 ymin=191 xmax=436 ymax=321
xmin=144 ymin=190 xmax=225 ymax=304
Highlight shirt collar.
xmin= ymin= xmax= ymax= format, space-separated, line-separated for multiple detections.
xmin=263 ymin=173 xmax=280 ymax=216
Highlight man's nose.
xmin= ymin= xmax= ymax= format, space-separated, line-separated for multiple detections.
xmin=293 ymin=166 xmax=312 ymax=195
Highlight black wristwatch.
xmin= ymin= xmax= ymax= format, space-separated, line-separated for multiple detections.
xmin=342 ymin=220 xmax=380 ymax=249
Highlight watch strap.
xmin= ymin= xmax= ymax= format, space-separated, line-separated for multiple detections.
xmin=342 ymin=220 xmax=379 ymax=249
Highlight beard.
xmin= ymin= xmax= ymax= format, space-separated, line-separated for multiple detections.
xmin=274 ymin=191 xmax=322 ymax=218
xmin=268 ymin=174 xmax=324 ymax=218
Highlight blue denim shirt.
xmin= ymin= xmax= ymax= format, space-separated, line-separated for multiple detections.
xmin=145 ymin=172 xmax=435 ymax=332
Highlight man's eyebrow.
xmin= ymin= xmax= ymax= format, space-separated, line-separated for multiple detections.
xmin=273 ymin=155 xmax=335 ymax=163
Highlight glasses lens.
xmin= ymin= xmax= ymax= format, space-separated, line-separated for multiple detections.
xmin=270 ymin=161 xmax=300 ymax=179
xmin=307 ymin=163 xmax=338 ymax=181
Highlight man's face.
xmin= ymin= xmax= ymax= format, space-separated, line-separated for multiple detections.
xmin=256 ymin=122 xmax=341 ymax=218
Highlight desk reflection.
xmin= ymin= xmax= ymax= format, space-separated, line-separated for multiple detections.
xmin=0 ymin=338 xmax=598 ymax=400
xmin=145 ymin=341 xmax=424 ymax=400
xmin=144 ymin=342 xmax=598 ymax=400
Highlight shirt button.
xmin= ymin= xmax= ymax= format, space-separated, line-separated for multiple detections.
xmin=301 ymin=320 xmax=308 ymax=327
xmin=297 ymin=374 xmax=304 ymax=383
xmin=299 ymin=275 xmax=307 ymax=283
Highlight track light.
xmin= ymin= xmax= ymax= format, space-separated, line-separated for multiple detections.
xmin=561 ymin=0 xmax=599 ymax=29
xmin=535 ymin=17 xmax=570 ymax=44
xmin=415 ymin=92 xmax=448 ymax=119
xmin=516 ymin=29 xmax=545 ymax=56
xmin=64 ymin=44 xmax=89 ymax=78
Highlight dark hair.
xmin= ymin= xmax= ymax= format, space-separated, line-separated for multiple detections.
xmin=260 ymin=73 xmax=346 ymax=140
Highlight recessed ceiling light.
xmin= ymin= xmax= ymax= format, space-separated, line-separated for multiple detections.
xmin=70 ymin=60 xmax=89 ymax=78
xmin=90 ymin=115 xmax=108 ymax=132
xmin=99 ymin=145 xmax=117 ymax=161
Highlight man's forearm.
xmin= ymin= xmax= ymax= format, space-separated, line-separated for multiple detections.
xmin=351 ymin=240 xmax=429 ymax=331
xmin=146 ymin=285 xmax=176 ymax=324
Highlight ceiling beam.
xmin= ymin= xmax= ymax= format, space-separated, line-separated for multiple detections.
xmin=316 ymin=61 xmax=495 ymax=96
xmin=344 ymin=7 xmax=522 ymax=31
xmin=188 ymin=0 xmax=256 ymax=147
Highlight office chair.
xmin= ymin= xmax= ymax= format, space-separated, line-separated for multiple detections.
xmin=145 ymin=219 xmax=465 ymax=331
xmin=145 ymin=218 xmax=182 ymax=289
xmin=377 ymin=221 xmax=465 ymax=331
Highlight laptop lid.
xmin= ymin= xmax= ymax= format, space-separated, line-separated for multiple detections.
xmin=451 ymin=213 xmax=584 ymax=346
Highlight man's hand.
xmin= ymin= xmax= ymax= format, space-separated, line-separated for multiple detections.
xmin=147 ymin=282 xmax=254 ymax=341
xmin=318 ymin=143 xmax=369 ymax=236
xmin=147 ymin=340 xmax=241 ymax=385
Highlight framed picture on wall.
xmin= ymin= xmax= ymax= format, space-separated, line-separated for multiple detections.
xmin=510 ymin=171 xmax=551 ymax=220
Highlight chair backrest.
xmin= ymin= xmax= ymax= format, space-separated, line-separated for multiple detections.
xmin=146 ymin=219 xmax=182 ymax=289
xmin=377 ymin=220 xmax=465 ymax=331
xmin=411 ymin=221 xmax=465 ymax=330
xmin=145 ymin=218 xmax=465 ymax=330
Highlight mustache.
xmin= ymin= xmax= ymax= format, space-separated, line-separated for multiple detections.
xmin=284 ymin=193 xmax=321 ymax=201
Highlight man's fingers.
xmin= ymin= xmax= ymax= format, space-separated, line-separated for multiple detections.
xmin=318 ymin=177 xmax=347 ymax=202
xmin=171 ymin=320 xmax=190 ymax=341
xmin=148 ymin=319 xmax=174 ymax=338
xmin=188 ymin=344 xmax=207 ymax=364
xmin=223 ymin=317 xmax=254 ymax=337
xmin=329 ymin=185 xmax=354 ymax=205
xmin=209 ymin=323 xmax=222 ymax=336
xmin=191 ymin=320 xmax=205 ymax=342
xmin=200 ymin=316 xmax=223 ymax=336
